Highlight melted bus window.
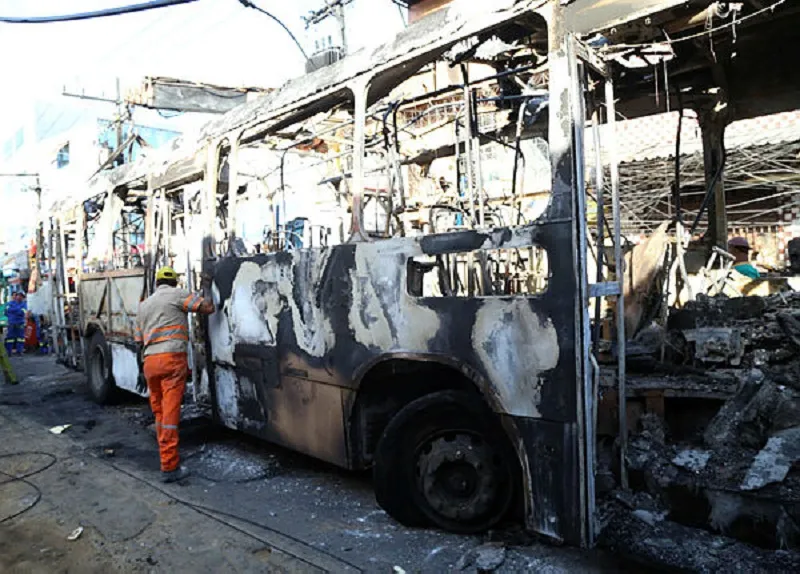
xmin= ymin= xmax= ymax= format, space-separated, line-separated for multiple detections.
xmin=408 ymin=246 xmax=549 ymax=298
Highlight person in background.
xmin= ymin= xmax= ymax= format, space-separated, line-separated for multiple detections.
xmin=729 ymin=237 xmax=761 ymax=279
xmin=4 ymin=292 xmax=27 ymax=355
xmin=0 ymin=332 xmax=17 ymax=384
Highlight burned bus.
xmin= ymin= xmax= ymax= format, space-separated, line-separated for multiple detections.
xmin=43 ymin=0 xmax=706 ymax=547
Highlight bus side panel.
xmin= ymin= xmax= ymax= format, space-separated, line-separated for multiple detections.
xmin=210 ymin=365 xmax=348 ymax=467
xmin=79 ymin=271 xmax=144 ymax=340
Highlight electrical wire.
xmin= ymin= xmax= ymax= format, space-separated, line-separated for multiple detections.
xmin=236 ymin=0 xmax=311 ymax=64
xmin=602 ymin=0 xmax=788 ymax=54
xmin=390 ymin=0 xmax=408 ymax=26
xmin=0 ymin=475 xmax=41 ymax=523
xmin=0 ymin=0 xmax=200 ymax=24
xmin=157 ymin=109 xmax=184 ymax=118
xmin=0 ymin=452 xmax=57 ymax=524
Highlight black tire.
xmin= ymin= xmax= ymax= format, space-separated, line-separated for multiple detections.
xmin=373 ymin=390 xmax=517 ymax=534
xmin=86 ymin=331 xmax=116 ymax=404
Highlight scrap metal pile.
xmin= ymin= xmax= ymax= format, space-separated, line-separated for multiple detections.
xmin=600 ymin=292 xmax=800 ymax=570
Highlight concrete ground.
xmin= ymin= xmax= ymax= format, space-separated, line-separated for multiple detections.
xmin=0 ymin=355 xmax=624 ymax=573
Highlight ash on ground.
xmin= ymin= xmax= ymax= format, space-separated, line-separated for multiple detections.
xmin=184 ymin=442 xmax=280 ymax=483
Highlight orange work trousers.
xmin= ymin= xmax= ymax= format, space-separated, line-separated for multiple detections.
xmin=143 ymin=352 xmax=188 ymax=472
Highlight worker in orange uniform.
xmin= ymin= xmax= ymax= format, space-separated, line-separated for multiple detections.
xmin=135 ymin=266 xmax=214 ymax=483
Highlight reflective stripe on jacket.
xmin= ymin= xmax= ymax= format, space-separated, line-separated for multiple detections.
xmin=136 ymin=285 xmax=213 ymax=357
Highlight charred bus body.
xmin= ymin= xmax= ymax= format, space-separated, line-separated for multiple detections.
xmin=44 ymin=0 xmax=710 ymax=548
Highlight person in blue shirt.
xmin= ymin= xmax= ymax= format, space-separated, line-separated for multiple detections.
xmin=4 ymin=292 xmax=27 ymax=355
xmin=728 ymin=237 xmax=760 ymax=279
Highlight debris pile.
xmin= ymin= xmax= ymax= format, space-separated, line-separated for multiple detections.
xmin=600 ymin=492 xmax=800 ymax=573
xmin=667 ymin=292 xmax=800 ymax=376
xmin=606 ymin=292 xmax=800 ymax=560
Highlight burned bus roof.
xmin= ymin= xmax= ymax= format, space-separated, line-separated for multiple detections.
xmin=83 ymin=0 xmax=706 ymax=197
xmin=196 ymin=1 xmax=549 ymax=143
xmin=84 ymin=0 xmax=550 ymax=195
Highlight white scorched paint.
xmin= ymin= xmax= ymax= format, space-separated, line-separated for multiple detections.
xmin=110 ymin=343 xmax=145 ymax=396
xmin=472 ymin=298 xmax=559 ymax=417
xmin=215 ymin=367 xmax=240 ymax=429
xmin=271 ymin=254 xmax=335 ymax=358
xmin=220 ymin=254 xmax=336 ymax=359
xmin=209 ymin=282 xmax=234 ymax=365
xmin=230 ymin=262 xmax=275 ymax=345
xmin=348 ymin=245 xmax=440 ymax=351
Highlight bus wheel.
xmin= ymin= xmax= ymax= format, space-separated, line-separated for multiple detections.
xmin=374 ymin=390 xmax=516 ymax=533
xmin=86 ymin=331 xmax=115 ymax=404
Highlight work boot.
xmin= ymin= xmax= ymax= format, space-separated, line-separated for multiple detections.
xmin=161 ymin=466 xmax=190 ymax=483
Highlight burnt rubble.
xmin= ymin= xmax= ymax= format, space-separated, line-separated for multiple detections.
xmin=600 ymin=292 xmax=800 ymax=568
xmin=600 ymin=492 xmax=800 ymax=573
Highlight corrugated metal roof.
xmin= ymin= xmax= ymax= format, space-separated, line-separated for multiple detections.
xmin=587 ymin=110 xmax=800 ymax=164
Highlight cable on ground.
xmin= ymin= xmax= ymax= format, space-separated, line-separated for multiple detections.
xmin=0 ymin=451 xmax=57 ymax=523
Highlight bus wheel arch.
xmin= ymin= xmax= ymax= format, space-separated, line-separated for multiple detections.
xmin=351 ymin=356 xmax=523 ymax=532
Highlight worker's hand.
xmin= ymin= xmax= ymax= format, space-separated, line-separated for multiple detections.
xmin=136 ymin=373 xmax=147 ymax=395
xmin=200 ymin=272 xmax=213 ymax=290
xmin=135 ymin=346 xmax=146 ymax=394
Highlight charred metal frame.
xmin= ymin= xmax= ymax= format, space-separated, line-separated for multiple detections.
xmin=43 ymin=0 xmax=735 ymax=550
xmin=175 ymin=3 xmax=628 ymax=548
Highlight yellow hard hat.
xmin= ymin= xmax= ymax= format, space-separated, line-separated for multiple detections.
xmin=155 ymin=266 xmax=178 ymax=281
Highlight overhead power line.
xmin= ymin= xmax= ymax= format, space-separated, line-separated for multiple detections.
xmin=602 ymin=0 xmax=788 ymax=54
xmin=0 ymin=0 xmax=200 ymax=23
xmin=237 ymin=0 xmax=311 ymax=63
xmin=0 ymin=0 xmax=199 ymax=24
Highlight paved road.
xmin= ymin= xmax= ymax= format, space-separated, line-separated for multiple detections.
xmin=0 ymin=355 xmax=623 ymax=573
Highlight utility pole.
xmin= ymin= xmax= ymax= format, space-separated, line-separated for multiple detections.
xmin=34 ymin=177 xmax=44 ymax=290
xmin=0 ymin=174 xmax=43 ymax=289
xmin=304 ymin=0 xmax=353 ymax=56
xmin=115 ymin=78 xmax=127 ymax=167
xmin=63 ymin=77 xmax=133 ymax=167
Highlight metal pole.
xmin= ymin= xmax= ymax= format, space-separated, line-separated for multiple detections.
xmin=338 ymin=2 xmax=347 ymax=55
xmin=35 ymin=178 xmax=44 ymax=290
xmin=183 ymin=185 xmax=197 ymax=403
xmin=115 ymin=78 xmax=124 ymax=167
xmin=461 ymin=66 xmax=476 ymax=227
xmin=567 ymin=38 xmax=593 ymax=545
xmin=349 ymin=79 xmax=369 ymax=241
xmin=206 ymin=142 xmax=220 ymax=253
xmin=591 ymin=99 xmax=605 ymax=350
xmin=57 ymin=217 xmax=69 ymax=362
xmin=472 ymin=89 xmax=485 ymax=228
xmin=226 ymin=135 xmax=241 ymax=250
xmin=605 ymin=76 xmax=628 ymax=490
xmin=47 ymin=217 xmax=58 ymax=358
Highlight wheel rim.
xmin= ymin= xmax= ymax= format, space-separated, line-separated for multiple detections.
xmin=415 ymin=431 xmax=509 ymax=525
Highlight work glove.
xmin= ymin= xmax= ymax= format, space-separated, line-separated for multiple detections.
xmin=136 ymin=345 xmax=147 ymax=394
xmin=136 ymin=372 xmax=147 ymax=395
xmin=200 ymin=272 xmax=213 ymax=299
